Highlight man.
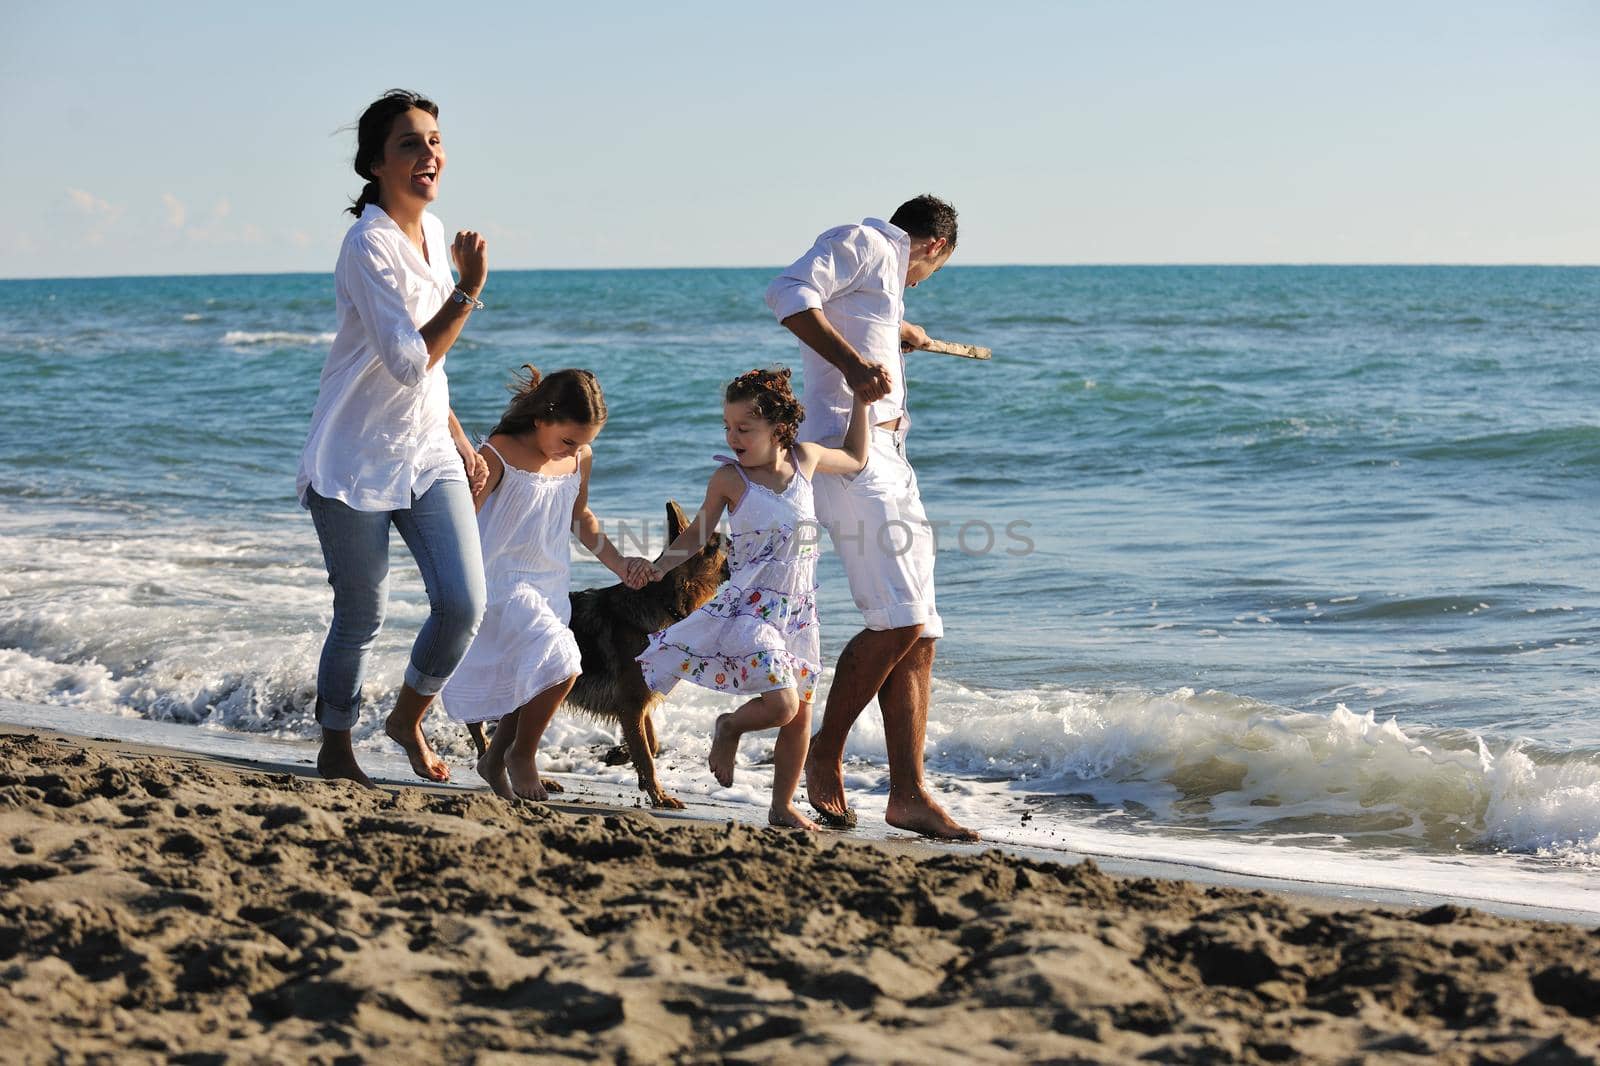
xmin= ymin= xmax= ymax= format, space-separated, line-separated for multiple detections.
xmin=765 ymin=194 xmax=977 ymax=841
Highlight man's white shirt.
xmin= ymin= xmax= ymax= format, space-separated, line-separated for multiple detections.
xmin=765 ymin=217 xmax=911 ymax=444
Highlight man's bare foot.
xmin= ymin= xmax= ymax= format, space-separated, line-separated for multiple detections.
xmin=769 ymin=803 xmax=820 ymax=831
xmin=316 ymin=743 xmax=376 ymax=789
xmin=707 ymin=714 xmax=739 ymax=788
xmin=506 ymin=758 xmax=548 ymax=801
xmin=804 ymin=745 xmax=856 ymax=828
xmin=475 ymin=749 xmax=514 ymax=801
xmin=886 ymin=791 xmax=979 ymax=842
xmin=384 ymin=715 xmax=450 ymax=782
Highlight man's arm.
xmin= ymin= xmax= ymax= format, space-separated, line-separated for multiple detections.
xmin=778 ymin=309 xmax=891 ymax=404
xmin=765 ymin=227 xmax=891 ymax=405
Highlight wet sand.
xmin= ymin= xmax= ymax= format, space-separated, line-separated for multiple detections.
xmin=1 ymin=729 xmax=1597 ymax=1064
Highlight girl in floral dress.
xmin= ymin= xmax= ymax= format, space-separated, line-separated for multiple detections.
xmin=638 ymin=368 xmax=868 ymax=830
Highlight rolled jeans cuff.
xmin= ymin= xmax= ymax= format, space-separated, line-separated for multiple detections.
xmin=315 ymin=697 xmax=361 ymax=733
xmin=405 ymin=661 xmax=450 ymax=697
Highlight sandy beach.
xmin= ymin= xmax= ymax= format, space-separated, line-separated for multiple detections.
xmin=0 ymin=729 xmax=1595 ymax=1064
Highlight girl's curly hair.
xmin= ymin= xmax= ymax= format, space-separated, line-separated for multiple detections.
xmin=725 ymin=366 xmax=805 ymax=447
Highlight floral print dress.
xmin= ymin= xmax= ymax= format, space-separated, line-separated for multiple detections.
xmin=638 ymin=453 xmax=820 ymax=702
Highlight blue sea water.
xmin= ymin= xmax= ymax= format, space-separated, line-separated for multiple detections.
xmin=2 ymin=265 xmax=1597 ymax=913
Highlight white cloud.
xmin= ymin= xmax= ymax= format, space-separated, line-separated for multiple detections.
xmin=162 ymin=193 xmax=186 ymax=229
xmin=66 ymin=187 xmax=116 ymax=216
xmin=64 ymin=187 xmax=124 ymax=247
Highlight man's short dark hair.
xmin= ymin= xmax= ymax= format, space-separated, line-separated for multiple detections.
xmin=889 ymin=194 xmax=958 ymax=249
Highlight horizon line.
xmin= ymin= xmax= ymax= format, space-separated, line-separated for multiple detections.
xmin=3 ymin=261 xmax=1597 ymax=283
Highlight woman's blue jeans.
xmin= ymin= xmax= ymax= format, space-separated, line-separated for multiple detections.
xmin=306 ymin=479 xmax=486 ymax=732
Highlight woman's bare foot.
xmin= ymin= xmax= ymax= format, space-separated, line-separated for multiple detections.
xmin=384 ymin=714 xmax=450 ymax=782
xmin=316 ymin=732 xmax=376 ymax=789
xmin=769 ymin=803 xmax=820 ymax=831
xmin=707 ymin=714 xmax=739 ymax=788
xmin=475 ymin=748 xmax=514 ymax=801
xmin=506 ymin=757 xmax=548 ymax=801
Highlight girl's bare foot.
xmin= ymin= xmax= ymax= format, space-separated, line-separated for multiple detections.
xmin=707 ymin=714 xmax=739 ymax=788
xmin=475 ymin=748 xmax=514 ymax=801
xmin=384 ymin=715 xmax=450 ymax=782
xmin=506 ymin=757 xmax=548 ymax=801
xmin=769 ymin=803 xmax=820 ymax=831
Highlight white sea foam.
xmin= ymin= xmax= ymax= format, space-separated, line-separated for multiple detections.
xmin=222 ymin=330 xmax=336 ymax=347
xmin=1 ymin=505 xmax=1597 ymax=910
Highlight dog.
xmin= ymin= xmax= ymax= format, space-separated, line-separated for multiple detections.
xmin=467 ymin=500 xmax=728 ymax=808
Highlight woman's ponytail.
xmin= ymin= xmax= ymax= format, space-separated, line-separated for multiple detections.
xmin=348 ymin=179 xmax=381 ymax=219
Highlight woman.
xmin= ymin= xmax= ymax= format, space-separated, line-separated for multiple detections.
xmin=297 ymin=89 xmax=489 ymax=787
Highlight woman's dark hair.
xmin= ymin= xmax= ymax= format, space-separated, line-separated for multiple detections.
xmin=889 ymin=193 xmax=959 ymax=250
xmin=492 ymin=366 xmax=607 ymax=436
xmin=725 ymin=367 xmax=805 ymax=448
xmin=346 ymin=89 xmax=439 ymax=218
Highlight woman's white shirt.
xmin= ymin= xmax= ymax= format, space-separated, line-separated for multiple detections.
xmin=297 ymin=204 xmax=463 ymax=511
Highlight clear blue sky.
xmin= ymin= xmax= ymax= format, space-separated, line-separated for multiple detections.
xmin=5 ymin=1 xmax=1597 ymax=278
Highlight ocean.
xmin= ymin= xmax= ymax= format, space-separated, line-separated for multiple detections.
xmin=2 ymin=264 xmax=1597 ymax=917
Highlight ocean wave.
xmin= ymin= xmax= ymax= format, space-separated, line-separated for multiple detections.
xmin=900 ymin=683 xmax=1600 ymax=865
xmin=6 ymin=589 xmax=1595 ymax=867
xmin=1 ymin=505 xmax=1596 ymax=870
xmin=1403 ymin=426 xmax=1600 ymax=466
xmin=222 ymin=330 xmax=336 ymax=347
xmin=983 ymin=313 xmax=1085 ymax=326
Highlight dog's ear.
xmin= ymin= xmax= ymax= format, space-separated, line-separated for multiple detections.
xmin=666 ymin=500 xmax=689 ymax=543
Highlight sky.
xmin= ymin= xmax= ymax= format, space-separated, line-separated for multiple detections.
xmin=4 ymin=1 xmax=1598 ymax=278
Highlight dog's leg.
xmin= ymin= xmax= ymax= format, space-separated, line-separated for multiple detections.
xmin=467 ymin=721 xmax=489 ymax=759
xmin=642 ymin=709 xmax=661 ymax=758
xmin=619 ymin=710 xmax=684 ymax=810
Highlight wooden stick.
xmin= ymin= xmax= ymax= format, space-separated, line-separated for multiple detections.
xmin=916 ymin=338 xmax=992 ymax=360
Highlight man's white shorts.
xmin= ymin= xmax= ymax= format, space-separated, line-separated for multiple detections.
xmin=811 ymin=426 xmax=943 ymax=639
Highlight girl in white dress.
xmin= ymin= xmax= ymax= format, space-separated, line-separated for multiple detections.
xmin=441 ymin=367 xmax=654 ymax=801
xmin=638 ymin=368 xmax=868 ymax=830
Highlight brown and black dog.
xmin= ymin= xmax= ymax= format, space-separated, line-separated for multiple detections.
xmin=467 ymin=500 xmax=728 ymax=808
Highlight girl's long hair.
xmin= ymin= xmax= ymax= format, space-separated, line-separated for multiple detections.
xmin=491 ymin=366 xmax=607 ymax=436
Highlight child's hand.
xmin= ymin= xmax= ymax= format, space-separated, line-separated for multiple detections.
xmin=620 ymin=556 xmax=661 ymax=589
xmin=458 ymin=440 xmax=489 ymax=494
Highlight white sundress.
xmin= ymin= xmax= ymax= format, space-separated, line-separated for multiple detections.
xmin=638 ymin=452 xmax=822 ymax=703
xmin=440 ymin=443 xmax=583 ymax=724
